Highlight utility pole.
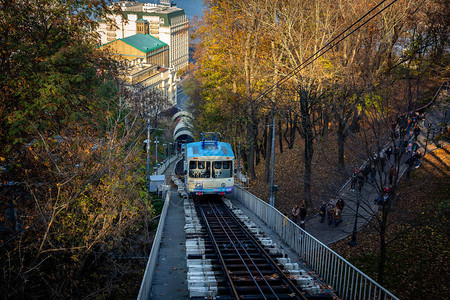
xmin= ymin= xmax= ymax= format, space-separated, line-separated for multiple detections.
xmin=269 ymin=117 xmax=276 ymax=207
xmin=146 ymin=118 xmax=151 ymax=191
xmin=238 ymin=141 xmax=241 ymax=174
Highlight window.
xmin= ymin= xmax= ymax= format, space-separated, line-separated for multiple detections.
xmin=213 ymin=160 xmax=232 ymax=178
xmin=189 ymin=161 xmax=211 ymax=178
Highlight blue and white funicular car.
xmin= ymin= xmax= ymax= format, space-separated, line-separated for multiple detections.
xmin=185 ymin=132 xmax=235 ymax=197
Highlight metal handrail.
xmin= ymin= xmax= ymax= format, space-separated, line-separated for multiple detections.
xmin=137 ymin=190 xmax=171 ymax=300
xmin=232 ymin=186 xmax=399 ymax=300
xmin=154 ymin=155 xmax=178 ymax=175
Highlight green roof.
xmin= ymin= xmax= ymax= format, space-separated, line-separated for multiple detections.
xmin=121 ymin=33 xmax=167 ymax=53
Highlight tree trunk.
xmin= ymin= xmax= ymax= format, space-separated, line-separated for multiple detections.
xmin=300 ymin=91 xmax=314 ymax=210
xmin=303 ymin=134 xmax=314 ymax=210
xmin=322 ymin=109 xmax=329 ymax=145
xmin=378 ymin=225 xmax=387 ymax=286
xmin=337 ymin=120 xmax=347 ymax=171
xmin=278 ymin=119 xmax=283 ymax=154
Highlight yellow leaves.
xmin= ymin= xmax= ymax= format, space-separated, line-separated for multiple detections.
xmin=0 ymin=156 xmax=5 ymax=162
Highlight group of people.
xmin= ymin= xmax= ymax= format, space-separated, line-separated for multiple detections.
xmin=318 ymin=197 xmax=345 ymax=227
xmin=291 ymin=203 xmax=307 ymax=229
xmin=288 ymin=113 xmax=428 ymax=231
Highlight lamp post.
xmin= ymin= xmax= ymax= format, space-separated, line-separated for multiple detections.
xmin=269 ymin=117 xmax=276 ymax=207
xmin=155 ymin=137 xmax=159 ymax=164
xmin=169 ymin=142 xmax=172 ymax=158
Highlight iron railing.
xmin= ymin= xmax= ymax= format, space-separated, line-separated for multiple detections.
xmin=232 ymin=186 xmax=398 ymax=300
xmin=154 ymin=155 xmax=178 ymax=175
xmin=137 ymin=190 xmax=171 ymax=300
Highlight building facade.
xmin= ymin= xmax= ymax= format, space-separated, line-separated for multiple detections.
xmin=98 ymin=0 xmax=189 ymax=73
xmin=100 ymin=33 xmax=177 ymax=106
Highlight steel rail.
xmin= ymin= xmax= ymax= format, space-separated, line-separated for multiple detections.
xmin=197 ymin=202 xmax=240 ymax=299
xmin=200 ymin=202 xmax=268 ymax=298
xmin=208 ymin=202 xmax=277 ymax=299
xmin=198 ymin=200 xmax=308 ymax=299
xmin=221 ymin=202 xmax=308 ymax=300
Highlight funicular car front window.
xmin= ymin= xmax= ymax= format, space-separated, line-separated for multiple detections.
xmin=213 ymin=160 xmax=232 ymax=178
xmin=189 ymin=161 xmax=197 ymax=177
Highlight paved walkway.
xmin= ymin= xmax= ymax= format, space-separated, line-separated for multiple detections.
xmin=149 ymin=161 xmax=189 ymax=299
xmin=305 ymin=89 xmax=449 ymax=245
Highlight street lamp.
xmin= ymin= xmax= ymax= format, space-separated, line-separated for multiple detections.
xmin=269 ymin=117 xmax=276 ymax=207
xmin=169 ymin=142 xmax=172 ymax=157
xmin=154 ymin=137 xmax=160 ymax=164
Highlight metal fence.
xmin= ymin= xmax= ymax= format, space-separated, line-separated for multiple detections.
xmin=233 ymin=186 xmax=398 ymax=300
xmin=154 ymin=155 xmax=178 ymax=175
xmin=137 ymin=190 xmax=171 ymax=300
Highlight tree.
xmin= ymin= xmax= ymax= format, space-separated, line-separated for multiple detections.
xmin=0 ymin=1 xmax=157 ymax=297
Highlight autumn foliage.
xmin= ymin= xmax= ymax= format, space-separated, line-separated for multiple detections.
xmin=0 ymin=1 xmax=157 ymax=298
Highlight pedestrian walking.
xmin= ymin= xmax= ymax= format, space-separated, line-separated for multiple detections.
xmin=370 ymin=163 xmax=376 ymax=183
xmin=413 ymin=126 xmax=420 ymax=140
xmin=414 ymin=150 xmax=422 ymax=168
xmin=363 ymin=163 xmax=371 ymax=182
xmin=379 ymin=151 xmax=386 ymax=172
xmin=291 ymin=204 xmax=300 ymax=223
xmin=334 ymin=207 xmax=342 ymax=226
xmin=327 ymin=204 xmax=335 ymax=226
xmin=386 ymin=146 xmax=393 ymax=161
xmin=299 ymin=203 xmax=307 ymax=229
xmin=350 ymin=167 xmax=359 ymax=191
xmin=319 ymin=201 xmax=326 ymax=223
xmin=357 ymin=171 xmax=365 ymax=191
xmin=393 ymin=146 xmax=400 ymax=163
xmin=388 ymin=165 xmax=395 ymax=185
xmin=404 ymin=156 xmax=415 ymax=181
xmin=336 ymin=198 xmax=345 ymax=212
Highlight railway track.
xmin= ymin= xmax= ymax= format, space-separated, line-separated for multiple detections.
xmin=194 ymin=198 xmax=325 ymax=299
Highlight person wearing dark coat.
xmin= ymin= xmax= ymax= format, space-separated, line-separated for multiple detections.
xmin=405 ymin=156 xmax=415 ymax=180
xmin=357 ymin=171 xmax=365 ymax=191
xmin=350 ymin=167 xmax=359 ymax=191
xmin=291 ymin=204 xmax=300 ymax=223
xmin=336 ymin=198 xmax=345 ymax=212
xmin=393 ymin=146 xmax=400 ymax=163
xmin=319 ymin=201 xmax=326 ymax=223
xmin=413 ymin=126 xmax=420 ymax=140
xmin=388 ymin=165 xmax=395 ymax=185
xmin=363 ymin=163 xmax=371 ymax=182
xmin=386 ymin=146 xmax=393 ymax=161
xmin=299 ymin=204 xmax=307 ymax=229
xmin=370 ymin=163 xmax=376 ymax=183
